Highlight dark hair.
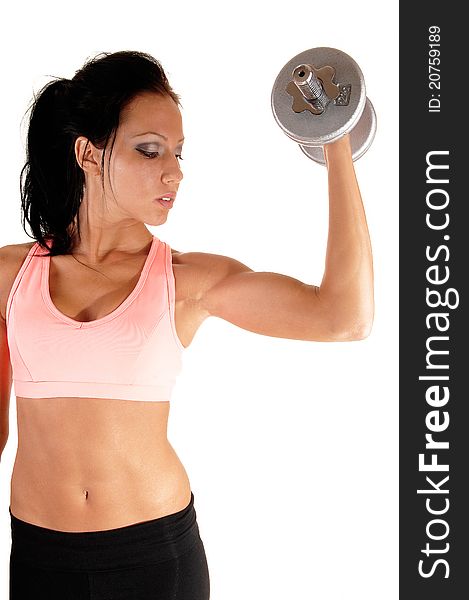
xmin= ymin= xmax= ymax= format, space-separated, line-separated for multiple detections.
xmin=20 ymin=50 xmax=182 ymax=256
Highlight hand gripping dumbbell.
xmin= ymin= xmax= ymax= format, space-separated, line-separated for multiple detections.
xmin=271 ymin=47 xmax=377 ymax=164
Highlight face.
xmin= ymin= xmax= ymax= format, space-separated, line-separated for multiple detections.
xmin=79 ymin=91 xmax=185 ymax=227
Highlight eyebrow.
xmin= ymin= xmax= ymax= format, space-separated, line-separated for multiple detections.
xmin=133 ymin=132 xmax=185 ymax=142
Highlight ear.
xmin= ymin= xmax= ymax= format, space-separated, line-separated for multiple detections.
xmin=74 ymin=136 xmax=103 ymax=176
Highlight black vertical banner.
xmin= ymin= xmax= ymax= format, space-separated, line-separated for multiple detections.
xmin=400 ymin=4 xmax=467 ymax=598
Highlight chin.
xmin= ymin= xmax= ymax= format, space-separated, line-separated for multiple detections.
xmin=145 ymin=214 xmax=168 ymax=227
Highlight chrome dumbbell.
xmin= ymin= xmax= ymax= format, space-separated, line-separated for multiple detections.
xmin=271 ymin=47 xmax=377 ymax=165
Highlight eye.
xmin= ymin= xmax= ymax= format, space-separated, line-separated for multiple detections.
xmin=137 ymin=149 xmax=184 ymax=160
xmin=138 ymin=149 xmax=159 ymax=159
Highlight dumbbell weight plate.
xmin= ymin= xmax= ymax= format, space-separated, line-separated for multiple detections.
xmin=271 ymin=47 xmax=374 ymax=162
xmin=299 ymin=97 xmax=377 ymax=165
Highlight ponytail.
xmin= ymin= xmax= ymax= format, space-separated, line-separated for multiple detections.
xmin=21 ymin=78 xmax=84 ymax=256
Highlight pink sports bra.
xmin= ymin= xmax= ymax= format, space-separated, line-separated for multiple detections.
xmin=5 ymin=234 xmax=185 ymax=402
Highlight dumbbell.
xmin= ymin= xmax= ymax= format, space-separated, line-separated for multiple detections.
xmin=271 ymin=47 xmax=377 ymax=165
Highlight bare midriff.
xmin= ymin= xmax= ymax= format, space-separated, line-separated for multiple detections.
xmin=10 ymin=395 xmax=192 ymax=533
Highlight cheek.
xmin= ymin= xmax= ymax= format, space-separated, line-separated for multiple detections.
xmin=137 ymin=162 xmax=162 ymax=197
xmin=110 ymin=155 xmax=158 ymax=194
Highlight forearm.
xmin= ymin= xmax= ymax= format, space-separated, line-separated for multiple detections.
xmin=319 ymin=133 xmax=374 ymax=338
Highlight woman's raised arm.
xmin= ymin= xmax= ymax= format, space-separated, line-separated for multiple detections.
xmin=193 ymin=132 xmax=374 ymax=342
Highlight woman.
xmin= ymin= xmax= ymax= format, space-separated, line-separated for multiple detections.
xmin=0 ymin=50 xmax=374 ymax=599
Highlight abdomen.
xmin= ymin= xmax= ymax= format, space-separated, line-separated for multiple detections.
xmin=10 ymin=396 xmax=192 ymax=532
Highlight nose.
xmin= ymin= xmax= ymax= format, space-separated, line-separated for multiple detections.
xmin=162 ymin=154 xmax=184 ymax=185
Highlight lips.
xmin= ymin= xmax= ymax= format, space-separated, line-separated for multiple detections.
xmin=154 ymin=197 xmax=175 ymax=209
xmin=156 ymin=192 xmax=176 ymax=200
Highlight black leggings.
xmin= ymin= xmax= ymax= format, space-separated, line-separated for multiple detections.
xmin=9 ymin=491 xmax=210 ymax=599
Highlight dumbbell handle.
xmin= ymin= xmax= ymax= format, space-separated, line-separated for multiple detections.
xmin=292 ymin=63 xmax=341 ymax=115
xmin=292 ymin=64 xmax=324 ymax=101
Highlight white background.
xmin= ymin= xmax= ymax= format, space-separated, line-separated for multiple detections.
xmin=0 ymin=1 xmax=398 ymax=598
